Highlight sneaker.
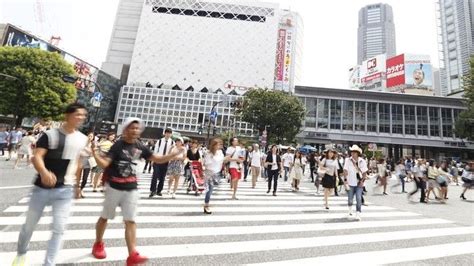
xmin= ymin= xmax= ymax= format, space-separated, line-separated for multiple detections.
xmin=157 ymin=192 xmax=163 ymax=197
xmin=149 ymin=192 xmax=156 ymax=198
xmin=12 ymin=254 xmax=27 ymax=266
xmin=171 ymin=193 xmax=176 ymax=199
xmin=92 ymin=241 xmax=106 ymax=259
xmin=126 ymin=251 xmax=148 ymax=266
xmin=355 ymin=212 xmax=361 ymax=221
xmin=347 ymin=206 xmax=353 ymax=217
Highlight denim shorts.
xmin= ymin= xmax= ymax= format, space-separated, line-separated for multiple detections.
xmin=101 ymin=184 xmax=139 ymax=221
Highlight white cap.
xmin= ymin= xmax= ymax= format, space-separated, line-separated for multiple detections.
xmin=122 ymin=117 xmax=145 ymax=132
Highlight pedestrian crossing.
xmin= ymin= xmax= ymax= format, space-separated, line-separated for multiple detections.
xmin=0 ymin=174 xmax=473 ymax=265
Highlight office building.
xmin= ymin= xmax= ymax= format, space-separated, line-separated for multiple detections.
xmin=436 ymin=0 xmax=474 ymax=95
xmin=357 ymin=3 xmax=396 ymax=64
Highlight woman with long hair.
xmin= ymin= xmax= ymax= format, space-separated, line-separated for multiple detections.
xmin=437 ymin=161 xmax=452 ymax=201
xmin=166 ymin=138 xmax=187 ymax=199
xmin=320 ymin=147 xmax=338 ymax=209
xmin=265 ymin=145 xmax=283 ymax=196
xmin=202 ymin=138 xmax=229 ymax=214
xmin=375 ymin=158 xmax=388 ymax=195
xmin=290 ymin=151 xmax=304 ymax=191
xmin=92 ymin=132 xmax=115 ymax=192
xmin=226 ymin=137 xmax=244 ymax=200
xmin=426 ymin=160 xmax=440 ymax=202
xmin=14 ymin=131 xmax=35 ymax=169
xmin=185 ymin=139 xmax=201 ymax=190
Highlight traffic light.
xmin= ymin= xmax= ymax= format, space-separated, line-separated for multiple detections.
xmin=198 ymin=126 xmax=203 ymax=135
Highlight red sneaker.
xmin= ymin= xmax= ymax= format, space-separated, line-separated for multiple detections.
xmin=126 ymin=251 xmax=148 ymax=266
xmin=92 ymin=241 xmax=106 ymax=259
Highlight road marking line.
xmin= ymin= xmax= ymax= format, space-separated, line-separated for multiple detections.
xmin=0 ymin=218 xmax=452 ymax=243
xmin=251 ymin=241 xmax=474 ymax=265
xmin=0 ymin=226 xmax=472 ymax=264
xmin=0 ymin=185 xmax=32 ymax=190
xmin=0 ymin=211 xmax=421 ymax=225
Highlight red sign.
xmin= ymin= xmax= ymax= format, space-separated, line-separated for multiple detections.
xmin=386 ymin=54 xmax=405 ymax=88
xmin=275 ymin=29 xmax=286 ymax=81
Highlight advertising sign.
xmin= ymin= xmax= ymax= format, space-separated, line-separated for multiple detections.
xmin=386 ymin=54 xmax=405 ymax=88
xmin=404 ymin=54 xmax=432 ymax=91
xmin=360 ymin=54 xmax=386 ymax=85
xmin=282 ymin=28 xmax=292 ymax=92
xmin=64 ymin=54 xmax=99 ymax=92
xmin=274 ymin=29 xmax=286 ymax=83
xmin=348 ymin=65 xmax=361 ymax=89
xmin=2 ymin=25 xmax=61 ymax=54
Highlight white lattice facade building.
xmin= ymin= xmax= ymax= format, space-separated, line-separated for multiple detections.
xmin=127 ymin=0 xmax=301 ymax=95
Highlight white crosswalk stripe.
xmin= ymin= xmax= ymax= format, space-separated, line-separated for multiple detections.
xmin=0 ymin=174 xmax=472 ymax=265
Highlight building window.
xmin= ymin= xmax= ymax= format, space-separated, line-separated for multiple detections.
xmin=429 ymin=107 xmax=440 ymax=137
xmin=441 ymin=108 xmax=453 ymax=138
xmin=367 ymin=102 xmax=377 ymax=132
xmin=392 ymin=104 xmax=403 ymax=134
xmin=354 ymin=101 xmax=366 ymax=131
xmin=417 ymin=106 xmax=428 ymax=136
xmin=317 ymin=99 xmax=329 ymax=129
xmin=342 ymin=100 xmax=353 ymax=131
xmin=379 ymin=103 xmax=390 ymax=133
xmin=305 ymin=98 xmax=317 ymax=128
xmin=404 ymin=105 xmax=416 ymax=135
xmin=330 ymin=100 xmax=341 ymax=130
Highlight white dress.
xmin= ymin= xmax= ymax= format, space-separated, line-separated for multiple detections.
xmin=18 ymin=136 xmax=35 ymax=156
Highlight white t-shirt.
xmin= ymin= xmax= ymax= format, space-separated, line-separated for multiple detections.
xmin=250 ymin=151 xmax=262 ymax=167
xmin=282 ymin=153 xmax=294 ymax=167
xmin=203 ymin=150 xmax=224 ymax=174
xmin=343 ymin=157 xmax=368 ymax=186
xmin=271 ymin=154 xmax=278 ymax=170
xmin=322 ymin=158 xmax=338 ymax=176
xmin=226 ymin=146 xmax=241 ymax=169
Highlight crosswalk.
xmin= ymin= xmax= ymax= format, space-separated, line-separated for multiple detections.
xmin=0 ymin=174 xmax=473 ymax=265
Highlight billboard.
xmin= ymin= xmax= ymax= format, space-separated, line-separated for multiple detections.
xmin=282 ymin=27 xmax=293 ymax=92
xmin=2 ymin=24 xmax=99 ymax=92
xmin=274 ymin=29 xmax=286 ymax=89
xmin=3 ymin=25 xmax=61 ymax=54
xmin=386 ymin=54 xmax=405 ymax=88
xmin=360 ymin=54 xmax=386 ymax=85
xmin=348 ymin=65 xmax=361 ymax=89
xmin=404 ymin=54 xmax=432 ymax=91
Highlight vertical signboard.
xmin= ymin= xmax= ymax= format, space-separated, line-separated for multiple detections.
xmin=282 ymin=28 xmax=292 ymax=92
xmin=348 ymin=65 xmax=361 ymax=89
xmin=386 ymin=54 xmax=405 ymax=88
xmin=274 ymin=29 xmax=286 ymax=90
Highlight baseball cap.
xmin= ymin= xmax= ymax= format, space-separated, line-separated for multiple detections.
xmin=122 ymin=117 xmax=145 ymax=131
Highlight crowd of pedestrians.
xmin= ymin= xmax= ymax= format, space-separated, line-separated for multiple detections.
xmin=4 ymin=110 xmax=473 ymax=266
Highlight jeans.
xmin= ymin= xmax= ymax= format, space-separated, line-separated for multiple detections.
xmin=17 ymin=186 xmax=73 ymax=266
xmin=268 ymin=169 xmax=279 ymax=192
xmin=283 ymin=167 xmax=290 ymax=181
xmin=150 ymin=163 xmax=168 ymax=193
xmin=204 ymin=178 xmax=214 ymax=204
xmin=399 ymin=174 xmax=406 ymax=192
xmin=347 ymin=185 xmax=363 ymax=212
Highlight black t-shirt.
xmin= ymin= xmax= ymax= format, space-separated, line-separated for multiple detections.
xmin=185 ymin=149 xmax=201 ymax=169
xmin=104 ymin=139 xmax=152 ymax=191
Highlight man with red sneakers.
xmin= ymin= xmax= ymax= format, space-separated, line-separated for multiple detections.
xmin=90 ymin=117 xmax=179 ymax=265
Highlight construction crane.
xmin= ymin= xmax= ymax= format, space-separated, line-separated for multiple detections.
xmin=34 ymin=0 xmax=61 ymax=46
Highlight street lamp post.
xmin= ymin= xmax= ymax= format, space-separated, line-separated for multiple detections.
xmin=0 ymin=73 xmax=27 ymax=127
xmin=206 ymin=101 xmax=223 ymax=144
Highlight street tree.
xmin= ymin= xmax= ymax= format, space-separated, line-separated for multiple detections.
xmin=455 ymin=55 xmax=474 ymax=140
xmin=238 ymin=88 xmax=305 ymax=144
xmin=0 ymin=46 xmax=76 ymax=126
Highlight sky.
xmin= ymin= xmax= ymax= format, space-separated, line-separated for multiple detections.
xmin=0 ymin=0 xmax=440 ymax=89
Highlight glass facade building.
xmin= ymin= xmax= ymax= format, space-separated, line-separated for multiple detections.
xmin=115 ymin=86 xmax=252 ymax=136
xmin=296 ymin=86 xmax=473 ymax=159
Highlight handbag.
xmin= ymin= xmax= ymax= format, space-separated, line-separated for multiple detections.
xmin=87 ymin=156 xmax=97 ymax=168
xmin=317 ymin=159 xmax=327 ymax=176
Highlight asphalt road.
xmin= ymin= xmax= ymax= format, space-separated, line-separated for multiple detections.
xmin=0 ymin=155 xmax=473 ymax=265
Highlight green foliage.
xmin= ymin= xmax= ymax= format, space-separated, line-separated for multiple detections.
xmin=238 ymin=88 xmax=305 ymax=144
xmin=363 ymin=146 xmax=383 ymax=160
xmin=454 ymin=55 xmax=474 ymax=140
xmin=0 ymin=47 xmax=76 ymax=125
